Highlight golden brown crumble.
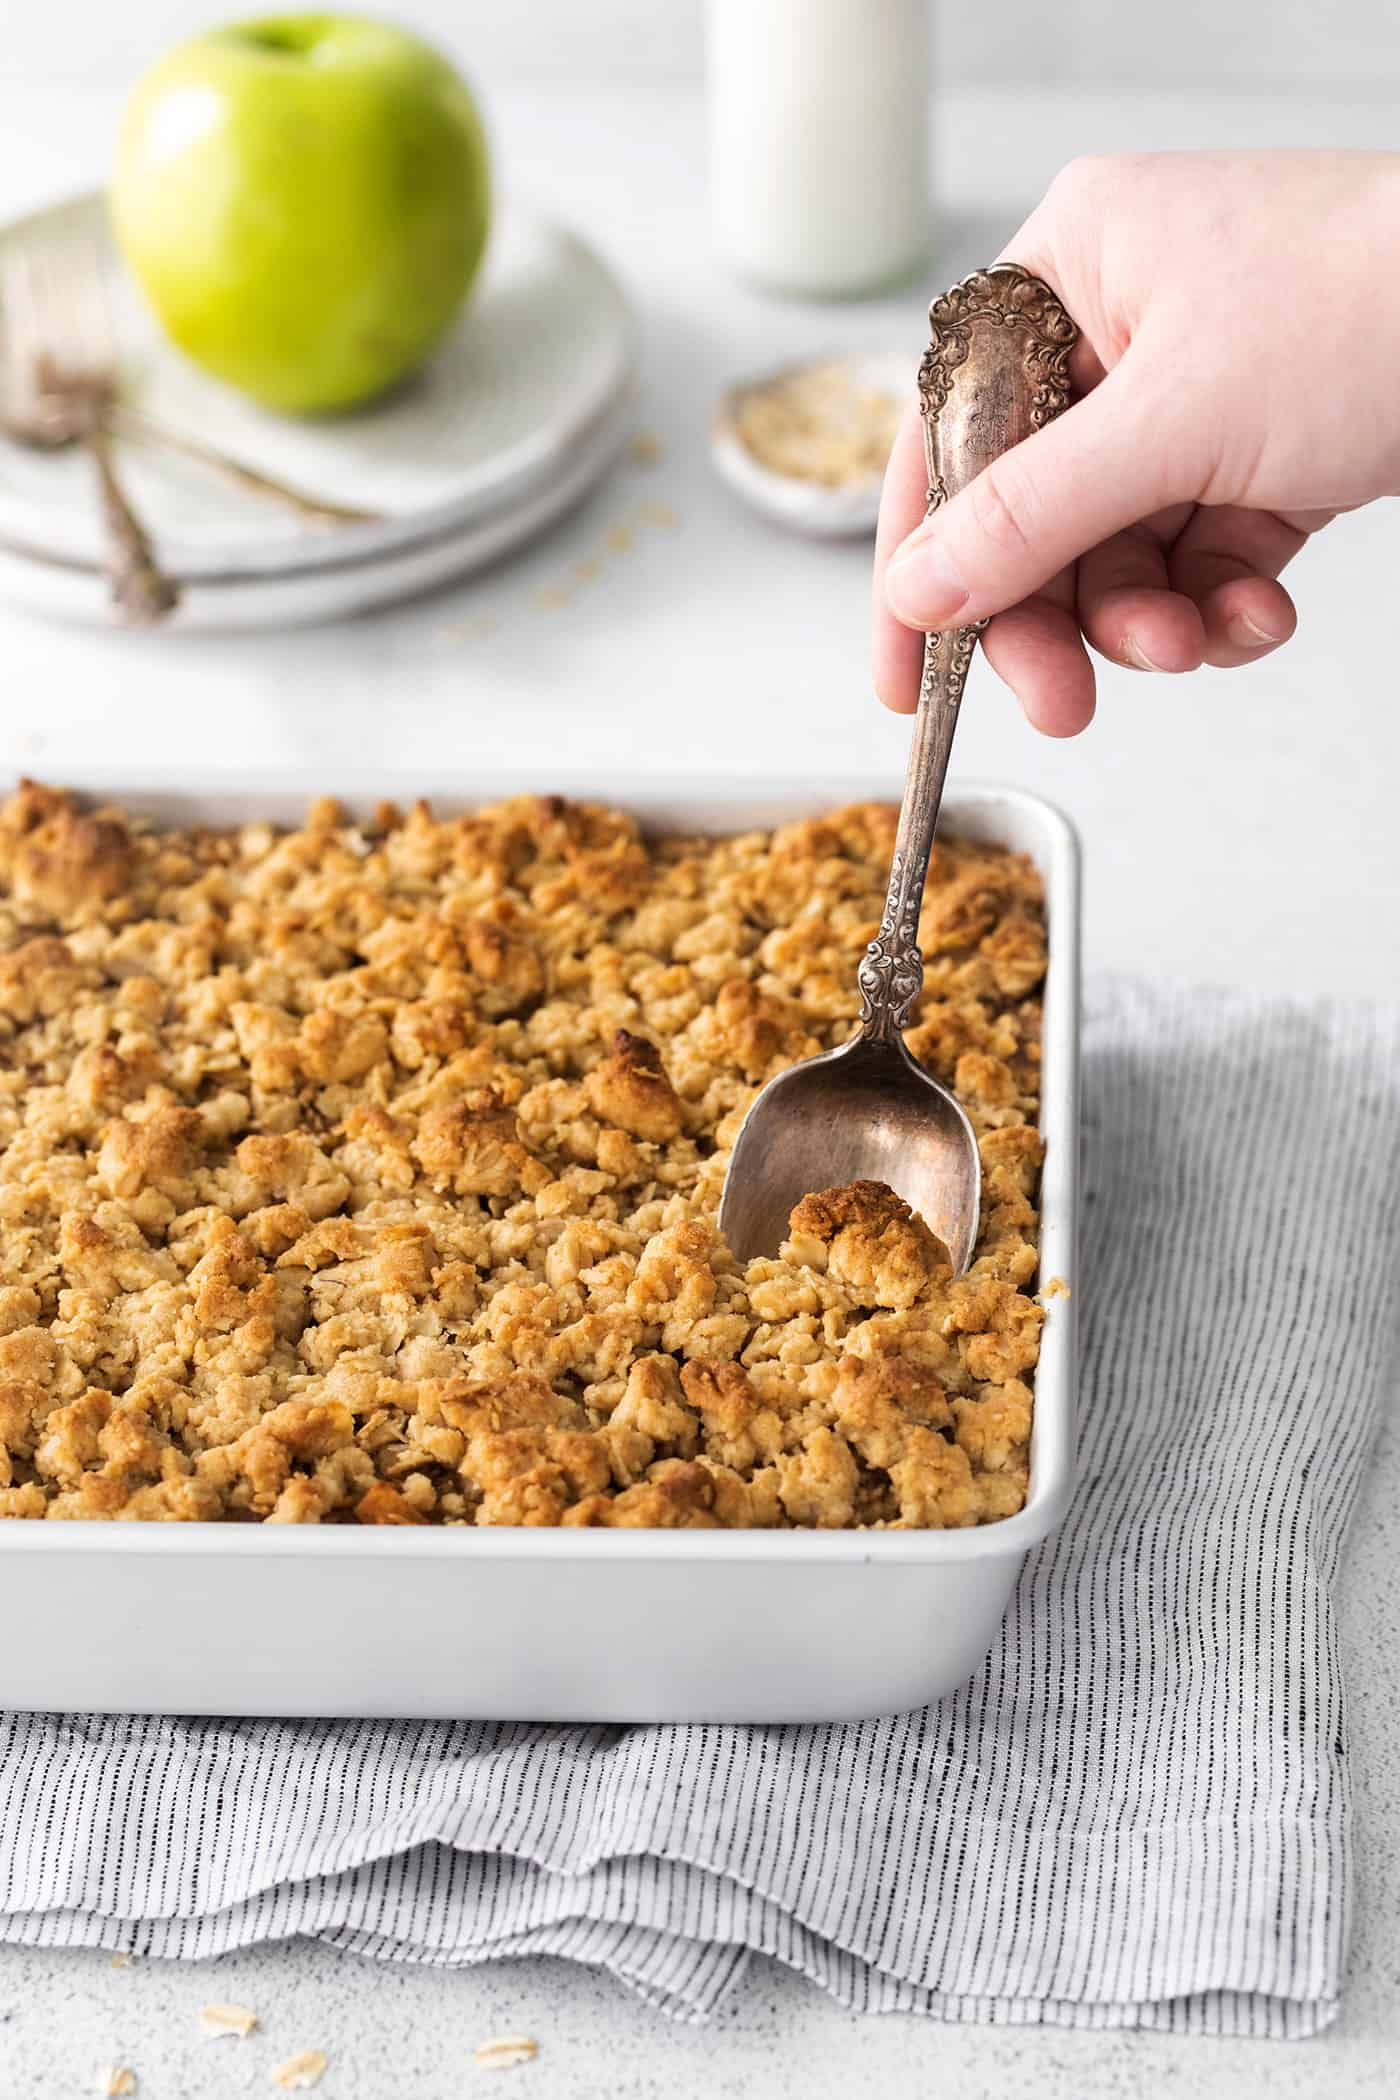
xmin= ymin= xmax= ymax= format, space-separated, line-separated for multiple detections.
xmin=0 ymin=781 xmax=1046 ymax=1531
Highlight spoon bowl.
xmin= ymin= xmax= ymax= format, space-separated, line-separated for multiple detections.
xmin=717 ymin=1028 xmax=981 ymax=1268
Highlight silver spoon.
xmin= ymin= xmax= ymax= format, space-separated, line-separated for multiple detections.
xmin=718 ymin=262 xmax=1077 ymax=1269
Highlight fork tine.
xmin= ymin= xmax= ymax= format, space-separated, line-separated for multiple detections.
xmin=2 ymin=240 xmax=39 ymax=337
xmin=0 ymin=251 xmax=13 ymax=413
xmin=68 ymin=231 xmax=111 ymax=373
xmin=35 ymin=237 xmax=78 ymax=372
xmin=2 ymin=228 xmax=120 ymax=389
xmin=0 ymin=239 xmax=45 ymax=411
xmin=30 ymin=239 xmax=64 ymax=368
xmin=85 ymin=234 xmax=119 ymax=367
xmin=20 ymin=234 xmax=77 ymax=378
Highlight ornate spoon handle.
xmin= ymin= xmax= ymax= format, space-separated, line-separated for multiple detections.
xmin=857 ymin=263 xmax=1077 ymax=1041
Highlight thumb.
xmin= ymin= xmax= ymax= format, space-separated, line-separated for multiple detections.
xmin=884 ymin=359 xmax=1187 ymax=628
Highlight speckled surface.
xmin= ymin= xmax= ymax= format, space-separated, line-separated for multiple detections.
xmin=3 ymin=1410 xmax=1394 ymax=2098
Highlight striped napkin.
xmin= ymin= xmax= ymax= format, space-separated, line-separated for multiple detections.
xmin=3 ymin=980 xmax=1397 ymax=2036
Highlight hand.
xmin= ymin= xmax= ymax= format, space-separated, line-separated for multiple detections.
xmin=873 ymin=152 xmax=1400 ymax=735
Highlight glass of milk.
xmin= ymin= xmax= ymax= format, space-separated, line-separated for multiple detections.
xmin=706 ymin=0 xmax=931 ymax=299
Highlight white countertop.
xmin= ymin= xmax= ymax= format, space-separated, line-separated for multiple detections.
xmin=0 ymin=77 xmax=1397 ymax=2099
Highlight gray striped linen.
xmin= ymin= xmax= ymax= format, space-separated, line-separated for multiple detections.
xmin=2 ymin=978 xmax=1397 ymax=2035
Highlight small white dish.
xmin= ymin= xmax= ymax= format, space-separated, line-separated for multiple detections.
xmin=0 ymin=188 xmax=637 ymax=622
xmin=710 ymin=350 xmax=908 ymax=539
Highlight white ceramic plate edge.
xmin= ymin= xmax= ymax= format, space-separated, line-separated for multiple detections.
xmin=0 ymin=381 xmax=636 ymax=629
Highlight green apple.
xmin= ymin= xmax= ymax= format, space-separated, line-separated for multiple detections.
xmin=111 ymin=14 xmax=490 ymax=414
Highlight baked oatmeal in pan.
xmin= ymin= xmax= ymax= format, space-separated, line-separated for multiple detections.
xmin=0 ymin=782 xmax=1046 ymax=1530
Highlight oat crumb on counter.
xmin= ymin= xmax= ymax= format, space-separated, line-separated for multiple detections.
xmin=96 ymin=2070 xmax=136 ymax=2098
xmin=474 ymin=2036 xmax=539 ymax=2071
xmin=201 ymin=2002 xmax=259 ymax=2038
xmin=271 ymin=2051 xmax=327 ymax=2091
xmin=0 ymin=782 xmax=1046 ymax=1531
xmin=1041 ymin=1275 xmax=1072 ymax=1302
xmin=627 ymin=430 xmax=664 ymax=467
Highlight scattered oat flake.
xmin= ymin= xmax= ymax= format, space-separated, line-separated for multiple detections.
xmin=731 ymin=362 xmax=900 ymax=486
xmin=97 ymin=2070 xmax=137 ymax=2098
xmin=202 ymin=2002 xmax=260 ymax=2039
xmin=604 ymin=524 xmax=633 ymax=554
xmin=570 ymin=557 xmax=601 ymax=583
xmin=109 ymin=1951 xmax=135 ymax=1969
xmin=627 ymin=430 xmax=664 ymax=467
xmin=271 ymin=2050 xmax=328 ymax=2090
xmin=1041 ymin=1275 xmax=1072 ymax=1301
xmin=474 ymin=2036 xmax=538 ymax=2072
xmin=636 ymin=500 xmax=677 ymax=528
xmin=530 ymin=585 xmax=573 ymax=610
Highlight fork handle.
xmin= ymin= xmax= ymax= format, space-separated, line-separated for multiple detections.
xmin=85 ymin=428 xmax=180 ymax=625
xmin=108 ymin=407 xmax=379 ymax=528
xmin=857 ymin=263 xmax=1077 ymax=1041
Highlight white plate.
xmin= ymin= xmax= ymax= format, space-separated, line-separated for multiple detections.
xmin=0 ymin=188 xmax=636 ymax=596
xmin=0 ymin=774 xmax=1079 ymax=1723
xmin=0 ymin=383 xmax=635 ymax=630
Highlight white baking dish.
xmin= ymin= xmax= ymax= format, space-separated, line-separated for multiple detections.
xmin=0 ymin=774 xmax=1079 ymax=1722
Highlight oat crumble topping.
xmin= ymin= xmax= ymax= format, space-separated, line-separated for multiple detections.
xmin=0 ymin=782 xmax=1045 ymax=1530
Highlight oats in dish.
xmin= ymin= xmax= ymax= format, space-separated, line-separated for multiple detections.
xmin=731 ymin=363 xmax=901 ymax=487
xmin=0 ymin=782 xmax=1046 ymax=1530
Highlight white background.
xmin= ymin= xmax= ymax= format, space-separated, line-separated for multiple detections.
xmin=6 ymin=0 xmax=1400 ymax=95
xmin=0 ymin=3 xmax=1397 ymax=2094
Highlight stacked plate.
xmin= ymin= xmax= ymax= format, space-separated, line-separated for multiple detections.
xmin=0 ymin=192 xmax=637 ymax=628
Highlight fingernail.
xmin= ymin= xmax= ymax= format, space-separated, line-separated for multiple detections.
xmin=886 ymin=535 xmax=970 ymax=625
xmin=1121 ymin=636 xmax=1170 ymax=672
xmin=1227 ymin=610 xmax=1283 ymax=649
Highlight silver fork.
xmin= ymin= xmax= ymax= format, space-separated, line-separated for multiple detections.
xmin=0 ymin=232 xmax=179 ymax=624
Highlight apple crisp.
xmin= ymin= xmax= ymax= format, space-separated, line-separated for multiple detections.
xmin=0 ymin=781 xmax=1046 ymax=1530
